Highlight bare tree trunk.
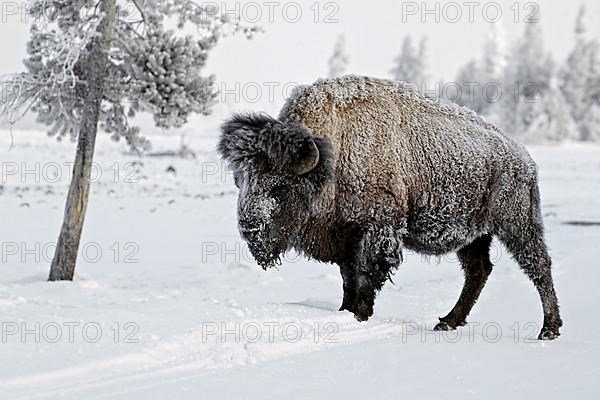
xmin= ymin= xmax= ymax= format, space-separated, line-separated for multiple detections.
xmin=49 ymin=0 xmax=117 ymax=281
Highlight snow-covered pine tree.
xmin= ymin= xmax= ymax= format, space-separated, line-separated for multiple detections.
xmin=587 ymin=44 xmax=600 ymax=134
xmin=521 ymin=82 xmax=578 ymax=143
xmin=391 ymin=35 xmax=428 ymax=88
xmin=0 ymin=0 xmax=257 ymax=281
xmin=579 ymin=42 xmax=600 ymax=142
xmin=560 ymin=5 xmax=591 ymax=125
xmin=559 ymin=5 xmax=600 ymax=141
xmin=479 ymin=23 xmax=507 ymax=113
xmin=452 ymin=60 xmax=482 ymax=112
xmin=328 ymin=35 xmax=349 ymax=78
xmin=488 ymin=21 xmax=554 ymax=140
xmin=450 ymin=24 xmax=506 ymax=114
xmin=417 ymin=37 xmax=429 ymax=84
xmin=451 ymin=25 xmax=503 ymax=114
xmin=580 ymin=103 xmax=600 ymax=142
xmin=482 ymin=23 xmax=507 ymax=84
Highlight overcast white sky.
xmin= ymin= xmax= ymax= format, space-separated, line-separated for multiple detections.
xmin=1 ymin=0 xmax=599 ymax=129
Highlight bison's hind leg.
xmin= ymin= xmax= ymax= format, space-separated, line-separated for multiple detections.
xmin=497 ymin=182 xmax=562 ymax=340
xmin=499 ymin=229 xmax=562 ymax=340
xmin=434 ymin=235 xmax=493 ymax=331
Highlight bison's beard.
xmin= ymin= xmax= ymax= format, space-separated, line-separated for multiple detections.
xmin=245 ymin=236 xmax=286 ymax=270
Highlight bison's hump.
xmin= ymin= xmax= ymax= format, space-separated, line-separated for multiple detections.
xmin=280 ymin=75 xmax=503 ymax=137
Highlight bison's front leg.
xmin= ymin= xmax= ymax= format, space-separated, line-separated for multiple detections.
xmin=339 ymin=263 xmax=358 ymax=312
xmin=338 ymin=263 xmax=377 ymax=321
xmin=341 ymin=225 xmax=404 ymax=321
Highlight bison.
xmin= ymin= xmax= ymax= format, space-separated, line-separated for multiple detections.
xmin=217 ymin=75 xmax=563 ymax=340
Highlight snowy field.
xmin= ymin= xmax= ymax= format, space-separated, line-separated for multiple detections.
xmin=0 ymin=129 xmax=599 ymax=399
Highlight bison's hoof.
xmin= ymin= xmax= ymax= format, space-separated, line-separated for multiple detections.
xmin=433 ymin=321 xmax=454 ymax=331
xmin=353 ymin=312 xmax=370 ymax=322
xmin=434 ymin=318 xmax=466 ymax=331
xmin=352 ymin=304 xmax=373 ymax=322
xmin=538 ymin=327 xmax=561 ymax=340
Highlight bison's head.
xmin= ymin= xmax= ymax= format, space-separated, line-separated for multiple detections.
xmin=217 ymin=113 xmax=334 ymax=269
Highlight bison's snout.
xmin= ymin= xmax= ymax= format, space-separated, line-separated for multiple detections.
xmin=238 ymin=220 xmax=266 ymax=255
xmin=238 ymin=212 xmax=284 ymax=269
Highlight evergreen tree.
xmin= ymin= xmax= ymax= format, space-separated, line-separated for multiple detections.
xmin=488 ymin=22 xmax=554 ymax=139
xmin=391 ymin=35 xmax=428 ymax=86
xmin=0 ymin=0 xmax=257 ymax=280
xmin=417 ymin=36 xmax=429 ymax=84
xmin=482 ymin=23 xmax=507 ymax=83
xmin=453 ymin=60 xmax=483 ymax=112
xmin=559 ymin=5 xmax=600 ymax=141
xmin=328 ymin=35 xmax=350 ymax=78
xmin=451 ymin=24 xmax=505 ymax=114
xmin=507 ymin=22 xmax=553 ymax=99
xmin=522 ymin=83 xmax=578 ymax=143
xmin=581 ymin=103 xmax=600 ymax=141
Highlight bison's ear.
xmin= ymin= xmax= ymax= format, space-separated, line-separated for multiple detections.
xmin=279 ymin=123 xmax=321 ymax=176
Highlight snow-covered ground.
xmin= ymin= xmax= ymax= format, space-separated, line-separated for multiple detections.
xmin=1 ymin=129 xmax=599 ymax=399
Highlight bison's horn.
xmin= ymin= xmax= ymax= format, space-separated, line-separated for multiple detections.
xmin=292 ymin=140 xmax=320 ymax=175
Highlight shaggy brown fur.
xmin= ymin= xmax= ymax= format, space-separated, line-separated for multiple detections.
xmin=218 ymin=75 xmax=563 ymax=340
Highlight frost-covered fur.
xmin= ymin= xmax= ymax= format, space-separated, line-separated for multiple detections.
xmin=218 ymin=75 xmax=562 ymax=340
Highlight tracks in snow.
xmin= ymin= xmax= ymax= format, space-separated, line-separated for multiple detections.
xmin=0 ymin=303 xmax=410 ymax=400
